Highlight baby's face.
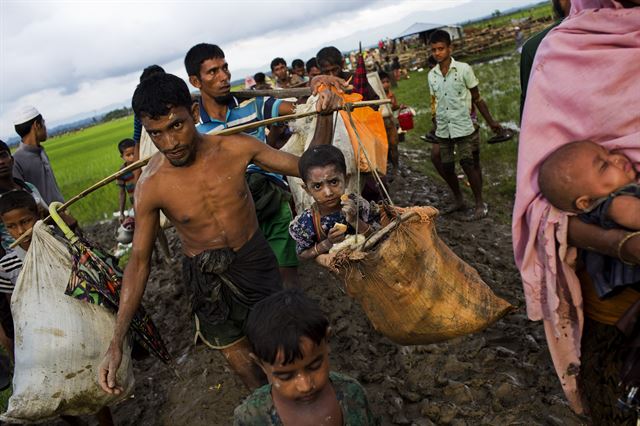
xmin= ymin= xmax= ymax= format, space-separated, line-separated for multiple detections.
xmin=573 ymin=142 xmax=637 ymax=208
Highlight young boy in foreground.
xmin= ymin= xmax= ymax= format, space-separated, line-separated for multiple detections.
xmin=234 ymin=288 xmax=378 ymax=425
xmin=288 ymin=145 xmax=380 ymax=264
xmin=116 ymin=138 xmax=137 ymax=223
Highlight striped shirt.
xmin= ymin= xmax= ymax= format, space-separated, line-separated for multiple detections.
xmin=196 ymin=96 xmax=282 ymax=142
xmin=196 ymin=96 xmax=286 ymax=183
xmin=0 ymin=247 xmax=26 ymax=294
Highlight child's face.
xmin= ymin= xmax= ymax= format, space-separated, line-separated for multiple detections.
xmin=2 ymin=207 xmax=38 ymax=250
xmin=121 ymin=146 xmax=135 ymax=164
xmin=430 ymin=41 xmax=452 ymax=64
xmin=572 ymin=142 xmax=637 ymax=210
xmin=303 ymin=165 xmax=346 ymax=210
xmin=381 ymin=78 xmax=391 ymax=92
xmin=260 ymin=336 xmax=331 ymax=404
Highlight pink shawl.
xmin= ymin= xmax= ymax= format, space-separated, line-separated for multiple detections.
xmin=514 ymin=0 xmax=640 ymax=413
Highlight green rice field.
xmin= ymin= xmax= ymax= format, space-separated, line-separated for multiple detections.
xmin=44 ymin=116 xmax=134 ymax=224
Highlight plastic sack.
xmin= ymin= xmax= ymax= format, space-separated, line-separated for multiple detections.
xmin=339 ymin=91 xmax=388 ymax=176
xmin=331 ymin=206 xmax=513 ymax=345
xmin=1 ymin=222 xmax=134 ymax=423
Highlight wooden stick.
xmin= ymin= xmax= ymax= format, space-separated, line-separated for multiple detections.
xmin=232 ymin=88 xmax=311 ymax=99
xmin=232 ymin=83 xmax=355 ymax=100
xmin=10 ymin=99 xmax=391 ymax=248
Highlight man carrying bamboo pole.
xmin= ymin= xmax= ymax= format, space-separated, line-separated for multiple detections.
xmin=98 ymin=72 xmax=341 ymax=393
xmin=184 ymin=43 xmax=343 ymax=289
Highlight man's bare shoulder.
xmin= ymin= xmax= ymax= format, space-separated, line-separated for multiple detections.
xmin=135 ymin=153 xmax=165 ymax=199
xmin=202 ymin=132 xmax=263 ymax=155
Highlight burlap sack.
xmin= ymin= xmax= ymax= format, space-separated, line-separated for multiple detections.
xmin=331 ymin=206 xmax=513 ymax=345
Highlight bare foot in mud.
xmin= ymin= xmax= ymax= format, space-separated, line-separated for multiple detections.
xmin=462 ymin=203 xmax=489 ymax=222
xmin=441 ymin=200 xmax=467 ymax=215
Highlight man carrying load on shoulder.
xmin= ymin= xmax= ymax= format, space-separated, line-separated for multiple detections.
xmin=183 ymin=43 xmax=343 ymax=289
xmin=98 ymin=71 xmax=342 ymax=393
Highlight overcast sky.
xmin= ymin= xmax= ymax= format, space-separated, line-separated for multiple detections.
xmin=0 ymin=0 xmax=537 ymax=141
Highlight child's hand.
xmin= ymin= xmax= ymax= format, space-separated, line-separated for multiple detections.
xmin=341 ymin=195 xmax=358 ymax=226
xmin=327 ymin=224 xmax=347 ymax=244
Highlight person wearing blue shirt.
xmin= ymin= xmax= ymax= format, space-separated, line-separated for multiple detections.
xmin=184 ymin=43 xmax=343 ymax=288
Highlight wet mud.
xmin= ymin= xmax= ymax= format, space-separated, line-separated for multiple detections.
xmin=75 ymin=148 xmax=583 ymax=425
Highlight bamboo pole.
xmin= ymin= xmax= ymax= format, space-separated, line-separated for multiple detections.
xmin=232 ymin=88 xmax=311 ymax=99
xmin=10 ymin=99 xmax=390 ymax=248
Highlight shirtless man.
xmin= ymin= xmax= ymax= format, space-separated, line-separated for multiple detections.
xmin=98 ymin=73 xmax=338 ymax=394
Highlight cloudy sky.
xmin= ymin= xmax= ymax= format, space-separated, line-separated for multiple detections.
xmin=0 ymin=0 xmax=537 ymax=140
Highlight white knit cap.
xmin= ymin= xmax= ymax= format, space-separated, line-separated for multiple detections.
xmin=13 ymin=105 xmax=41 ymax=126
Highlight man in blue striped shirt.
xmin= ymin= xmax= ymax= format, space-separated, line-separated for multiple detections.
xmin=184 ymin=43 xmax=342 ymax=288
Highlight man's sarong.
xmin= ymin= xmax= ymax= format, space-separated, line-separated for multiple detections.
xmin=182 ymin=230 xmax=282 ymax=349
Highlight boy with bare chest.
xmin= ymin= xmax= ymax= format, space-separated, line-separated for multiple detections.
xmin=99 ymin=73 xmax=301 ymax=393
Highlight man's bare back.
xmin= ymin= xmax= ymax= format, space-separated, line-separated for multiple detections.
xmin=138 ymin=134 xmax=267 ymax=256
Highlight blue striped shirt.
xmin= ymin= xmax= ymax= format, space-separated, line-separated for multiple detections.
xmin=196 ymin=96 xmax=286 ymax=183
xmin=196 ymin=96 xmax=281 ymax=142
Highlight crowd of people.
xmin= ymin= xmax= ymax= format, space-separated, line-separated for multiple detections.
xmin=0 ymin=0 xmax=639 ymax=423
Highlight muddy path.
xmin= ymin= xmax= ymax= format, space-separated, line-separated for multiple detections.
xmin=77 ymin=147 xmax=583 ymax=425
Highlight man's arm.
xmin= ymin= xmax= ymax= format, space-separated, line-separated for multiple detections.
xmin=98 ymin=182 xmax=159 ymax=394
xmin=606 ymin=196 xmax=640 ymax=231
xmin=238 ymin=134 xmax=300 ymax=177
xmin=568 ymin=216 xmax=640 ymax=264
xmin=469 ymin=86 xmax=502 ymax=133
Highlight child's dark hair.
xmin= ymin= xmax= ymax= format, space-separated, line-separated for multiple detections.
xmin=291 ymin=59 xmax=304 ymax=69
xmin=184 ymin=43 xmax=225 ymax=78
xmin=254 ymin=72 xmax=266 ymax=84
xmin=118 ymin=138 xmax=136 ymax=155
xmin=14 ymin=115 xmax=43 ymax=138
xmin=0 ymin=190 xmax=38 ymax=217
xmin=429 ymin=29 xmax=451 ymax=46
xmin=246 ymin=289 xmax=329 ymax=365
xmin=298 ymin=145 xmax=347 ymax=183
xmin=378 ymin=70 xmax=390 ymax=81
xmin=306 ymin=57 xmax=319 ymax=73
xmin=132 ymin=73 xmax=192 ymax=119
xmin=139 ymin=65 xmax=165 ymax=83
xmin=0 ymin=141 xmax=10 ymax=155
xmin=316 ymin=46 xmax=343 ymax=68
xmin=270 ymin=57 xmax=286 ymax=71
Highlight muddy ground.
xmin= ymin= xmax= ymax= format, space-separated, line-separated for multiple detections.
xmin=77 ymin=147 xmax=584 ymax=425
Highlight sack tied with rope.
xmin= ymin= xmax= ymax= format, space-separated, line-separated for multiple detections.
xmin=330 ymin=206 xmax=514 ymax=345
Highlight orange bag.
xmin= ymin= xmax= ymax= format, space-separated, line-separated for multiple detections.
xmin=339 ymin=92 xmax=388 ymax=175
xmin=331 ymin=206 xmax=513 ymax=345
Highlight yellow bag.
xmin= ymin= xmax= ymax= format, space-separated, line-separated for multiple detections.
xmin=331 ymin=206 xmax=513 ymax=345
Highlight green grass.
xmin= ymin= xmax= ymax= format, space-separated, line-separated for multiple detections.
xmin=394 ymin=54 xmax=521 ymax=223
xmin=45 ymin=116 xmax=134 ymax=224
xmin=465 ymin=2 xmax=553 ymax=30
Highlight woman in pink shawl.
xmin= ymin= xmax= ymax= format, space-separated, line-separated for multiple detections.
xmin=514 ymin=0 xmax=640 ymax=421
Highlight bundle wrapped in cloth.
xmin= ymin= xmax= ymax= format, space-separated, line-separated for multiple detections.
xmin=330 ymin=206 xmax=513 ymax=345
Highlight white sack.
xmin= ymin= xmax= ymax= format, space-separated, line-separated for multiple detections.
xmin=282 ymin=96 xmax=360 ymax=214
xmin=2 ymin=222 xmax=134 ymax=423
xmin=367 ymin=72 xmax=393 ymax=119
